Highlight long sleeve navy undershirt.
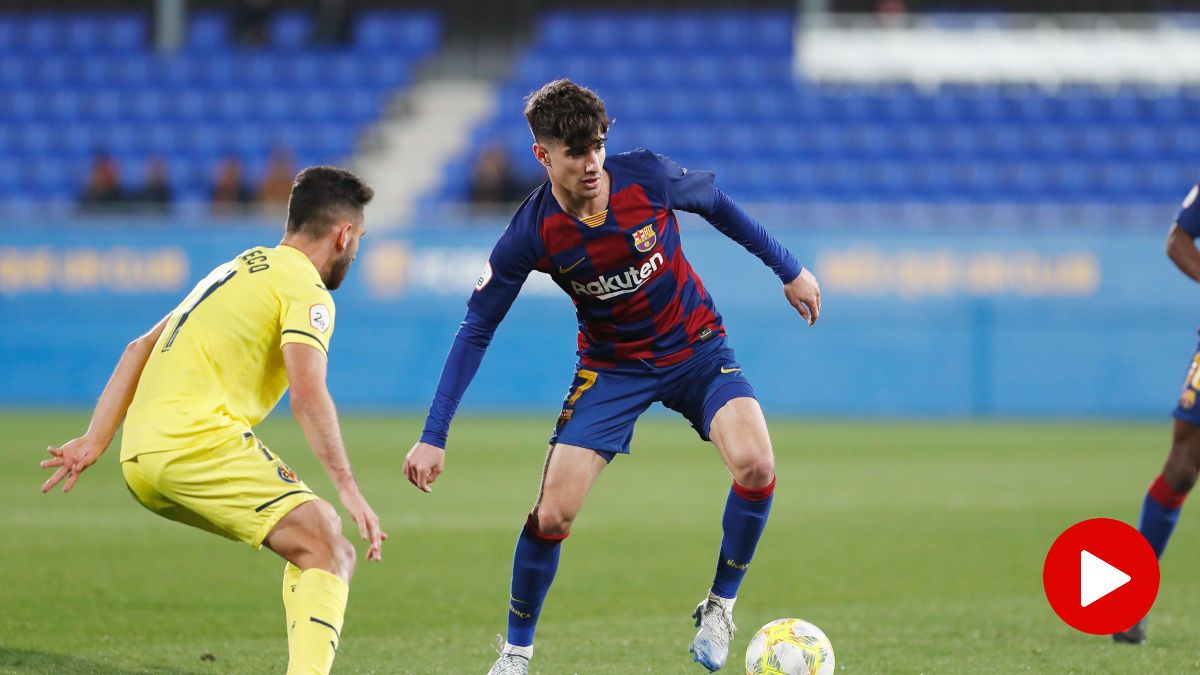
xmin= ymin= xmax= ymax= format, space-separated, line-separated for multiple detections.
xmin=419 ymin=309 xmax=499 ymax=448
xmin=703 ymin=187 xmax=802 ymax=283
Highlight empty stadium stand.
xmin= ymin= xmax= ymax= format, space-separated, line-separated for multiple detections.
xmin=0 ymin=9 xmax=439 ymax=211
xmin=432 ymin=10 xmax=1198 ymax=207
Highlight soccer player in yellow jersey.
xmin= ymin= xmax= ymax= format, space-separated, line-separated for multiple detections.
xmin=39 ymin=166 xmax=384 ymax=675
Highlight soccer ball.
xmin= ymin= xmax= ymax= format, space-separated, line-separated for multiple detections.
xmin=744 ymin=618 xmax=835 ymax=675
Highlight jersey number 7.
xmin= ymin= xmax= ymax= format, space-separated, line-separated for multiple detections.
xmin=161 ymin=269 xmax=238 ymax=352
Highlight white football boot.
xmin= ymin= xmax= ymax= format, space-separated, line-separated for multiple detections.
xmin=487 ymin=635 xmax=531 ymax=675
xmin=690 ymin=592 xmax=736 ymax=671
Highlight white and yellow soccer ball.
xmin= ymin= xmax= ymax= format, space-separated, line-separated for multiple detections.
xmin=744 ymin=618 xmax=835 ymax=675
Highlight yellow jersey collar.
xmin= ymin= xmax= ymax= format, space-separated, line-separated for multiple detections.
xmin=275 ymin=244 xmax=325 ymax=287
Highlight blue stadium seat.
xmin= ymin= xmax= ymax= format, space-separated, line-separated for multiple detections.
xmin=156 ymin=55 xmax=199 ymax=89
xmin=231 ymin=125 xmax=269 ymax=155
xmin=294 ymin=91 xmax=336 ymax=121
xmin=1164 ymin=127 xmax=1200 ymax=160
xmin=111 ymin=128 xmax=151 ymax=157
xmin=31 ymin=56 xmax=72 ymax=89
xmin=182 ymin=124 xmax=226 ymax=157
xmin=536 ymin=13 xmax=575 ymax=50
xmin=355 ymin=10 xmax=440 ymax=55
xmin=197 ymin=54 xmax=239 ymax=87
xmin=343 ymin=89 xmax=383 ymax=122
xmin=0 ymin=17 xmax=16 ymax=53
xmin=141 ymin=123 xmax=179 ymax=156
xmin=0 ymin=158 xmax=19 ymax=193
xmin=108 ymin=13 xmax=147 ymax=52
xmin=130 ymin=90 xmax=169 ymax=121
xmin=75 ymin=58 xmax=111 ymax=89
xmin=168 ymin=89 xmax=209 ymax=122
xmin=21 ymin=15 xmax=62 ymax=53
xmin=214 ymin=90 xmax=252 ymax=122
xmin=258 ymin=89 xmax=293 ymax=122
xmin=365 ymin=56 xmax=410 ymax=87
xmin=65 ymin=15 xmax=108 ymax=53
xmin=270 ymin=10 xmax=312 ymax=50
xmin=46 ymin=91 xmax=84 ymax=121
xmin=1122 ymin=127 xmax=1166 ymax=159
xmin=189 ymin=12 xmax=229 ymax=51
xmin=0 ymin=57 xmax=25 ymax=88
xmin=82 ymin=91 xmax=124 ymax=122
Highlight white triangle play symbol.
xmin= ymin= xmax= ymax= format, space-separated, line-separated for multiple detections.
xmin=1080 ymin=550 xmax=1131 ymax=607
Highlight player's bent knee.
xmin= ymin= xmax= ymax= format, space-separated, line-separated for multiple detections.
xmin=531 ymin=506 xmax=573 ymax=538
xmin=1164 ymin=455 xmax=1199 ymax=493
xmin=734 ymin=453 xmax=775 ymax=489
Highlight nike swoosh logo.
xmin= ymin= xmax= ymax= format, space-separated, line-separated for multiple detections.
xmin=720 ymin=367 xmax=741 ymax=374
xmin=558 ymin=257 xmax=586 ymax=274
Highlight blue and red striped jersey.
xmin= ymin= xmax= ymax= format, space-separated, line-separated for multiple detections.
xmin=474 ymin=148 xmax=764 ymax=367
xmin=418 ymin=148 xmax=801 ymax=447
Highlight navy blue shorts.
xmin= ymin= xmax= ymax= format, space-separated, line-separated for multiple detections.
xmin=1173 ymin=339 xmax=1200 ymax=426
xmin=549 ymin=338 xmax=757 ymax=461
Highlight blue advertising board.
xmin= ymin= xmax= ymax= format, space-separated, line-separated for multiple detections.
xmin=3 ymin=217 xmax=1195 ymax=419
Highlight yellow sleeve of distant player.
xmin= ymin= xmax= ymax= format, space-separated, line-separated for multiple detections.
xmin=279 ymin=281 xmax=336 ymax=357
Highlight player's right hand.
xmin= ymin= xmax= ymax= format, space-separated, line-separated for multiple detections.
xmin=338 ymin=489 xmax=387 ymax=562
xmin=402 ymin=442 xmax=445 ymax=493
xmin=39 ymin=436 xmax=105 ymax=493
xmin=784 ymin=267 xmax=821 ymax=326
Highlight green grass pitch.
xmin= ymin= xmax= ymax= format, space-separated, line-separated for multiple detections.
xmin=2 ymin=411 xmax=1197 ymax=674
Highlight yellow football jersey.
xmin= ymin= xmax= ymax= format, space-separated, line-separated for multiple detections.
xmin=121 ymin=245 xmax=335 ymax=460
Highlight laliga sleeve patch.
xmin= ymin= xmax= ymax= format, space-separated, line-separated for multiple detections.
xmin=309 ymin=304 xmax=331 ymax=333
xmin=1184 ymin=184 xmax=1199 ymax=209
xmin=475 ymin=261 xmax=493 ymax=291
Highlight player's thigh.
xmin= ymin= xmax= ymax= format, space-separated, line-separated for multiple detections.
xmin=121 ymin=457 xmax=239 ymax=542
xmin=661 ymin=340 xmax=764 ymax=451
xmin=536 ymin=443 xmax=611 ymax=521
xmin=137 ymin=434 xmax=319 ymax=549
xmin=708 ymin=396 xmax=774 ymax=475
xmin=550 ymin=364 xmax=655 ymax=459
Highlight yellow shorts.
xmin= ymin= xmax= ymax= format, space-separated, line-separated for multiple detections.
xmin=121 ymin=432 xmax=319 ymax=549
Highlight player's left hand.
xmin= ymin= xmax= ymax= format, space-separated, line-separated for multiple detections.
xmin=338 ymin=488 xmax=388 ymax=562
xmin=784 ymin=268 xmax=821 ymax=326
xmin=402 ymin=442 xmax=445 ymax=493
xmin=40 ymin=436 xmax=105 ymax=493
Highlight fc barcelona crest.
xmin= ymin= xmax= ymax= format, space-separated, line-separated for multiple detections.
xmin=632 ymin=224 xmax=656 ymax=253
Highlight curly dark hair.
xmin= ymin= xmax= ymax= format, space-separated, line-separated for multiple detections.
xmin=524 ymin=79 xmax=610 ymax=152
xmin=285 ymin=166 xmax=374 ymax=235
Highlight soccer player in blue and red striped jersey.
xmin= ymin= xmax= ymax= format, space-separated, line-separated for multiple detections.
xmin=403 ymin=80 xmax=821 ymax=673
xmin=1115 ymin=183 xmax=1200 ymax=645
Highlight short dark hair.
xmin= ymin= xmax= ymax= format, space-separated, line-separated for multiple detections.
xmin=285 ymin=166 xmax=374 ymax=235
xmin=524 ymin=79 xmax=609 ymax=152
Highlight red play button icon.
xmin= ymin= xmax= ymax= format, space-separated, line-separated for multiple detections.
xmin=1043 ymin=518 xmax=1160 ymax=635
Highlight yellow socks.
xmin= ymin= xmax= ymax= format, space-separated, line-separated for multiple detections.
xmin=286 ymin=568 xmax=349 ymax=675
xmin=282 ymin=562 xmax=303 ymax=660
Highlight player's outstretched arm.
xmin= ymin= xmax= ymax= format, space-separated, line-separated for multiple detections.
xmin=40 ymin=314 xmax=170 ymax=494
xmin=784 ymin=268 xmax=822 ymax=327
xmin=1167 ymin=223 xmax=1200 ymax=283
xmin=283 ymin=343 xmax=388 ymax=561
